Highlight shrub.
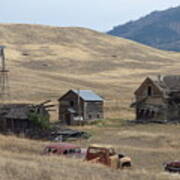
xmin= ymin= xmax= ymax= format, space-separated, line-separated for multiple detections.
xmin=28 ymin=112 xmax=50 ymax=130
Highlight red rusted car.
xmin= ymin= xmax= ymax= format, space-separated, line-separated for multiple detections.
xmin=164 ymin=161 xmax=180 ymax=173
xmin=43 ymin=143 xmax=86 ymax=158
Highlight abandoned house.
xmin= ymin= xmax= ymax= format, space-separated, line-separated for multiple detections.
xmin=131 ymin=75 xmax=180 ymax=123
xmin=58 ymin=90 xmax=104 ymax=125
xmin=0 ymin=103 xmax=50 ymax=134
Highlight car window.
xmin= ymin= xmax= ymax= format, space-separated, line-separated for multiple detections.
xmin=63 ymin=150 xmax=68 ymax=155
xmin=44 ymin=147 xmax=51 ymax=153
xmin=52 ymin=148 xmax=57 ymax=153
xmin=109 ymin=148 xmax=115 ymax=155
xmin=69 ymin=149 xmax=75 ymax=154
xmin=74 ymin=148 xmax=81 ymax=153
xmin=44 ymin=147 xmax=57 ymax=154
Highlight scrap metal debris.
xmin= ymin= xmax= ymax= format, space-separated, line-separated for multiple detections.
xmin=50 ymin=129 xmax=91 ymax=142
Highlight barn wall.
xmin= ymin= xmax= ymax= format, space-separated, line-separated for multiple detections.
xmin=59 ymin=91 xmax=84 ymax=123
xmin=84 ymin=101 xmax=104 ymax=121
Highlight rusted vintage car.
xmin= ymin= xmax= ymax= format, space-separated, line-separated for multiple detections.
xmin=164 ymin=161 xmax=180 ymax=173
xmin=85 ymin=144 xmax=132 ymax=169
xmin=43 ymin=143 xmax=86 ymax=158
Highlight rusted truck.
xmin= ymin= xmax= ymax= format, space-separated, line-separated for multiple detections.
xmin=85 ymin=144 xmax=132 ymax=169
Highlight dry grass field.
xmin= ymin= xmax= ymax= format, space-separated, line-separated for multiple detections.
xmin=0 ymin=23 xmax=180 ymax=179
xmin=1 ymin=124 xmax=180 ymax=180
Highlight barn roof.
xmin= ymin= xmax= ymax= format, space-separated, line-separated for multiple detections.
xmin=72 ymin=90 xmax=103 ymax=101
xmin=0 ymin=103 xmax=47 ymax=120
xmin=0 ymin=104 xmax=33 ymax=120
xmin=5 ymin=106 xmax=31 ymax=119
xmin=58 ymin=90 xmax=103 ymax=101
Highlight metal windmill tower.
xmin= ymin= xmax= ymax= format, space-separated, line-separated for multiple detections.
xmin=0 ymin=46 xmax=9 ymax=99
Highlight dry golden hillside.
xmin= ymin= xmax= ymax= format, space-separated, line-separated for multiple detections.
xmin=1 ymin=23 xmax=180 ymax=119
xmin=0 ymin=24 xmax=180 ymax=180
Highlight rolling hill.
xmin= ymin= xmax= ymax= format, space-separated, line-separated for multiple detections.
xmin=1 ymin=23 xmax=180 ymax=118
xmin=108 ymin=6 xmax=180 ymax=51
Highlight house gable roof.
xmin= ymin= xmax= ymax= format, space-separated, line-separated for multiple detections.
xmin=59 ymin=90 xmax=103 ymax=102
xmin=135 ymin=77 xmax=163 ymax=95
xmin=135 ymin=75 xmax=180 ymax=96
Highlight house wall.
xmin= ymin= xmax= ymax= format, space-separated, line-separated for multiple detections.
xmin=134 ymin=78 xmax=167 ymax=122
xmin=0 ymin=118 xmax=7 ymax=131
xmin=146 ymin=97 xmax=165 ymax=105
xmin=135 ymin=101 xmax=167 ymax=122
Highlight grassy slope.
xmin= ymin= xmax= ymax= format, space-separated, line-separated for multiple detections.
xmin=0 ymin=24 xmax=180 ymax=179
xmin=2 ymin=23 xmax=180 ymax=119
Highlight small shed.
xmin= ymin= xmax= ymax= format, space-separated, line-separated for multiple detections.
xmin=0 ymin=104 xmax=50 ymax=133
xmin=58 ymin=90 xmax=104 ymax=125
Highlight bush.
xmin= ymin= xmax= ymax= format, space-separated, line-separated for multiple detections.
xmin=28 ymin=112 xmax=50 ymax=130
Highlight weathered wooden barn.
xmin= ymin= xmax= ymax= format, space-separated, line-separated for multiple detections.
xmin=0 ymin=103 xmax=50 ymax=133
xmin=131 ymin=75 xmax=180 ymax=123
xmin=58 ymin=90 xmax=104 ymax=125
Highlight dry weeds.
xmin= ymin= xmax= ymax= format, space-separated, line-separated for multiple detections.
xmin=0 ymin=124 xmax=180 ymax=179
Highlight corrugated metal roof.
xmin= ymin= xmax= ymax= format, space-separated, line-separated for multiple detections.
xmin=72 ymin=90 xmax=103 ymax=101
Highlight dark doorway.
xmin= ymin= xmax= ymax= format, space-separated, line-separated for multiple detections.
xmin=65 ymin=113 xmax=71 ymax=125
xmin=147 ymin=86 xmax=152 ymax=96
xmin=140 ymin=109 xmax=144 ymax=118
xmin=151 ymin=111 xmax=155 ymax=118
xmin=70 ymin=101 xmax=74 ymax=107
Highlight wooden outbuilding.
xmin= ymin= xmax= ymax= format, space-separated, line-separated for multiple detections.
xmin=0 ymin=103 xmax=50 ymax=134
xmin=131 ymin=75 xmax=180 ymax=123
xmin=58 ymin=90 xmax=104 ymax=125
